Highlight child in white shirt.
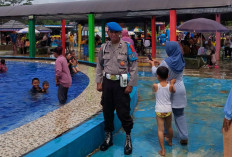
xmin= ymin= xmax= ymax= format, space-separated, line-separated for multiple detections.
xmin=153 ymin=66 xmax=176 ymax=156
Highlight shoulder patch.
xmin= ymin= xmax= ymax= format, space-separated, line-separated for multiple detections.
xmin=126 ymin=43 xmax=137 ymax=62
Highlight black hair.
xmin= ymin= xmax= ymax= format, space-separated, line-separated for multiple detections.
xmin=85 ymin=39 xmax=89 ymax=44
xmin=1 ymin=59 xmax=5 ymax=65
xmin=211 ymin=50 xmax=215 ymax=55
xmin=32 ymin=78 xmax=39 ymax=83
xmin=42 ymin=81 xmax=49 ymax=86
xmin=156 ymin=66 xmax=169 ymax=80
xmin=53 ymin=46 xmax=63 ymax=55
xmin=65 ymin=52 xmax=71 ymax=57
xmin=70 ymin=50 xmax=75 ymax=54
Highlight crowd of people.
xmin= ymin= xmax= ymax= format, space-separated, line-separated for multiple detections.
xmin=1 ymin=32 xmax=54 ymax=55
xmin=178 ymin=32 xmax=224 ymax=68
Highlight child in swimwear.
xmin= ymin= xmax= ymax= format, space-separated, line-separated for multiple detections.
xmin=69 ymin=51 xmax=80 ymax=73
xmin=153 ymin=66 xmax=176 ymax=156
xmin=30 ymin=78 xmax=42 ymax=94
xmin=0 ymin=59 xmax=8 ymax=72
xmin=41 ymin=81 xmax=49 ymax=93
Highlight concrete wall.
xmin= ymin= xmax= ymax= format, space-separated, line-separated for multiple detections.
xmin=25 ymin=87 xmax=138 ymax=157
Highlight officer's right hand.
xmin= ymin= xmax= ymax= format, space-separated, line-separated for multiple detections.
xmin=97 ymin=83 xmax=102 ymax=92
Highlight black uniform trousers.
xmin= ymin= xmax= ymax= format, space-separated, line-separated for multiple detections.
xmin=101 ymin=77 xmax=133 ymax=134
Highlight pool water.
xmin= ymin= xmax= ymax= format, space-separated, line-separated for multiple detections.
xmin=0 ymin=61 xmax=89 ymax=134
xmin=92 ymin=71 xmax=231 ymax=156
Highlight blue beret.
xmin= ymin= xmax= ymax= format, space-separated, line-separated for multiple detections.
xmin=106 ymin=22 xmax=122 ymax=32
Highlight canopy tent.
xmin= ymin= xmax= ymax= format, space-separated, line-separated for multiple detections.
xmin=35 ymin=25 xmax=52 ymax=33
xmin=17 ymin=28 xmax=40 ymax=34
xmin=0 ymin=20 xmax=26 ymax=31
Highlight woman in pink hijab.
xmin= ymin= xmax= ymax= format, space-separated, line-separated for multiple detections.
xmin=122 ymin=30 xmax=138 ymax=57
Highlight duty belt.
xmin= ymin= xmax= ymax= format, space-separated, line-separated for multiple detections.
xmin=103 ymin=72 xmax=120 ymax=80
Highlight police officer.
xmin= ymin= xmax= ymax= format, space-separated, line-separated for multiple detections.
xmin=95 ymin=22 xmax=138 ymax=155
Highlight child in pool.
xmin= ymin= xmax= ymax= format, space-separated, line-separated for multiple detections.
xmin=0 ymin=59 xmax=8 ymax=72
xmin=41 ymin=81 xmax=49 ymax=93
xmin=30 ymin=78 xmax=42 ymax=94
xmin=153 ymin=66 xmax=176 ymax=156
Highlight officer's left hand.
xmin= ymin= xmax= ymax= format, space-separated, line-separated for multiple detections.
xmin=125 ymin=86 xmax=133 ymax=94
xmin=97 ymin=83 xmax=103 ymax=92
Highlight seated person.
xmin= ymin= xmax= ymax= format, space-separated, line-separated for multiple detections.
xmin=0 ymin=59 xmax=8 ymax=72
xmin=205 ymin=39 xmax=215 ymax=65
xmin=70 ymin=50 xmax=80 ymax=73
xmin=41 ymin=81 xmax=49 ymax=93
xmin=30 ymin=78 xmax=42 ymax=94
xmin=53 ymin=37 xmax=62 ymax=47
xmin=65 ymin=52 xmax=74 ymax=75
xmin=70 ymin=56 xmax=80 ymax=73
xmin=189 ymin=39 xmax=197 ymax=56
xmin=197 ymin=47 xmax=206 ymax=56
xmin=70 ymin=50 xmax=77 ymax=59
xmin=205 ymin=39 xmax=215 ymax=55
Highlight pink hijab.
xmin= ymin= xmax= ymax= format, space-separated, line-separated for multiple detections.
xmin=121 ymin=30 xmax=138 ymax=57
xmin=122 ymin=30 xmax=129 ymax=37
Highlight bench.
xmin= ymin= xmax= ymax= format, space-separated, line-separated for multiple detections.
xmin=184 ymin=56 xmax=206 ymax=69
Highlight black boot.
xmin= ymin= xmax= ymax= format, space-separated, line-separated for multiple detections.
xmin=124 ymin=134 xmax=132 ymax=155
xmin=100 ymin=132 xmax=113 ymax=151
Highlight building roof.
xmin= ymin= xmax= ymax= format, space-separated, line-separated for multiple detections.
xmin=0 ymin=0 xmax=231 ymax=20
xmin=0 ymin=20 xmax=26 ymax=31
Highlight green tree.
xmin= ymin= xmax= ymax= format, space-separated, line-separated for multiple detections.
xmin=36 ymin=20 xmax=61 ymax=25
xmin=0 ymin=0 xmax=33 ymax=6
xmin=23 ymin=0 xmax=32 ymax=5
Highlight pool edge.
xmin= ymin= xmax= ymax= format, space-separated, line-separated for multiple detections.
xmin=25 ymin=87 xmax=138 ymax=157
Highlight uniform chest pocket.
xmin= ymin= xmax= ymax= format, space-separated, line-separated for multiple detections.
xmin=117 ymin=55 xmax=128 ymax=69
xmin=103 ymin=51 xmax=111 ymax=60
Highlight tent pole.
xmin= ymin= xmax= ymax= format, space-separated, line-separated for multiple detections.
xmin=88 ymin=14 xmax=95 ymax=62
xmin=151 ymin=16 xmax=156 ymax=58
xmin=216 ymin=14 xmax=221 ymax=61
xmin=201 ymin=33 xmax=202 ymax=47
xmin=61 ymin=19 xmax=66 ymax=56
xmin=29 ymin=15 xmax=36 ymax=58
xmin=170 ymin=10 xmax=177 ymax=41
xmin=78 ymin=24 xmax=82 ymax=60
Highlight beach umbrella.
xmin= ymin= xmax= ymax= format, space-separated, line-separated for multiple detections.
xmin=17 ymin=27 xmax=40 ymax=34
xmin=128 ymin=31 xmax=135 ymax=35
xmin=177 ymin=18 xmax=229 ymax=32
xmin=131 ymin=27 xmax=143 ymax=33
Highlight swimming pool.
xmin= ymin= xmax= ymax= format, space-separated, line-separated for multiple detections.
xmin=0 ymin=61 xmax=89 ymax=134
xmin=92 ymin=71 xmax=230 ymax=156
